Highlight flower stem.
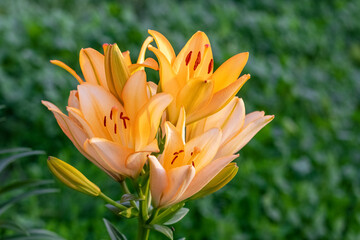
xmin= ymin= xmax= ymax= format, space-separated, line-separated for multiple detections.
xmin=137 ymin=177 xmax=151 ymax=240
xmin=99 ymin=192 xmax=127 ymax=211
xmin=120 ymin=180 xmax=138 ymax=209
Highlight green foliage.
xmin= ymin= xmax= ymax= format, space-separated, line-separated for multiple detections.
xmin=1 ymin=0 xmax=360 ymax=239
xmin=0 ymin=148 xmax=61 ymax=239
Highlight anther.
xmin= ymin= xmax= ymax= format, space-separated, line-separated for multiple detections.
xmin=120 ymin=112 xmax=130 ymax=129
xmin=194 ymin=51 xmax=201 ymax=70
xmin=171 ymin=155 xmax=178 ymax=164
xmin=208 ymin=59 xmax=213 ymax=74
xmin=185 ymin=51 xmax=192 ymax=66
xmin=114 ymin=123 xmax=117 ymax=134
xmin=192 ymin=161 xmax=195 ymax=167
xmin=103 ymin=116 xmax=107 ymax=127
xmin=178 ymin=150 xmax=184 ymax=153
xmin=110 ymin=109 xmax=113 ymax=120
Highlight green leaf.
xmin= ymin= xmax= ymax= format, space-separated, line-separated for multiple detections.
xmin=103 ymin=218 xmax=127 ymax=240
xmin=0 ymin=188 xmax=58 ymax=216
xmin=0 ymin=148 xmax=31 ymax=155
xmin=0 ymin=220 xmax=28 ymax=235
xmin=3 ymin=229 xmax=64 ymax=239
xmin=151 ymin=224 xmax=173 ymax=240
xmin=150 ymin=202 xmax=184 ymax=225
xmin=0 ymin=180 xmax=53 ymax=195
xmin=0 ymin=150 xmax=45 ymax=173
xmin=163 ymin=208 xmax=189 ymax=225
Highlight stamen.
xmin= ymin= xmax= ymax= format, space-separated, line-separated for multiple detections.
xmin=178 ymin=150 xmax=184 ymax=153
xmin=120 ymin=112 xmax=130 ymax=129
xmin=191 ymin=152 xmax=193 ymax=156
xmin=103 ymin=116 xmax=107 ymax=127
xmin=194 ymin=51 xmax=201 ymax=70
xmin=185 ymin=51 xmax=192 ymax=66
xmin=173 ymin=151 xmax=178 ymax=155
xmin=192 ymin=161 xmax=195 ymax=167
xmin=208 ymin=59 xmax=213 ymax=74
xmin=110 ymin=110 xmax=113 ymax=120
xmin=171 ymin=155 xmax=178 ymax=164
xmin=114 ymin=123 xmax=117 ymax=134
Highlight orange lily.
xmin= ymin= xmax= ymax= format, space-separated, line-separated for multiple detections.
xmin=148 ymin=30 xmax=250 ymax=125
xmin=43 ymin=70 xmax=172 ymax=179
xmin=149 ymin=109 xmax=238 ymax=208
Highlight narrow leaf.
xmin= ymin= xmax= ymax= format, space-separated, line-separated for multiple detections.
xmin=0 ymin=150 xmax=45 ymax=173
xmin=151 ymin=224 xmax=173 ymax=240
xmin=150 ymin=202 xmax=184 ymax=225
xmin=0 ymin=180 xmax=53 ymax=195
xmin=103 ymin=218 xmax=127 ymax=240
xmin=163 ymin=208 xmax=189 ymax=225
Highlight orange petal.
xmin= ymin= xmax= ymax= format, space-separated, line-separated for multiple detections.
xmin=79 ymin=48 xmax=108 ymax=89
xmin=149 ymin=155 xmax=168 ymax=207
xmin=187 ymin=74 xmax=250 ymax=124
xmin=162 ymin=122 xmax=185 ymax=170
xmin=176 ymin=78 xmax=213 ymax=115
xmin=160 ymin=165 xmax=195 ymax=208
xmin=137 ymin=36 xmax=154 ymax=64
xmin=212 ymin=52 xmax=249 ymax=92
xmin=148 ymin=30 xmax=176 ymax=64
xmin=184 ymin=128 xmax=222 ymax=171
xmin=87 ymin=138 xmax=134 ymax=177
xmin=134 ymin=93 xmax=173 ymax=151
xmin=216 ymin=115 xmax=274 ymax=158
xmin=122 ymin=70 xmax=149 ymax=121
xmin=178 ymin=154 xmax=238 ymax=202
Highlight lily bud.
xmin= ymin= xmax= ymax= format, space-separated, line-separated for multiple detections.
xmin=47 ymin=156 xmax=101 ymax=196
xmin=190 ymin=162 xmax=238 ymax=200
xmin=105 ymin=43 xmax=131 ymax=102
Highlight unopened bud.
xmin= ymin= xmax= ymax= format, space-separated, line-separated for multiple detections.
xmin=105 ymin=43 xmax=131 ymax=102
xmin=47 ymin=156 xmax=101 ymax=196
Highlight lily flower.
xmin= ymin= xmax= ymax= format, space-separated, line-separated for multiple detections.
xmin=186 ymin=97 xmax=274 ymax=159
xmin=43 ymin=70 xmax=172 ymax=179
xmin=148 ymin=30 xmax=250 ymax=125
xmin=149 ymin=109 xmax=238 ymax=208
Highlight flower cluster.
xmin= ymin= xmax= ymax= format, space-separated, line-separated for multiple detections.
xmin=43 ymin=30 xmax=273 ymax=239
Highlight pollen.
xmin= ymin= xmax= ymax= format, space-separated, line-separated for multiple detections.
xmin=114 ymin=123 xmax=117 ymax=134
xmin=120 ymin=112 xmax=130 ymax=129
xmin=103 ymin=116 xmax=107 ymax=127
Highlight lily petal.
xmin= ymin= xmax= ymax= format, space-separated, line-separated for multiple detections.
xmin=79 ymin=48 xmax=107 ymax=88
xmin=160 ymin=165 xmax=195 ymax=208
xmin=216 ymin=115 xmax=274 ymax=158
xmin=50 ymin=60 xmax=84 ymax=84
xmin=212 ymin=52 xmax=249 ymax=92
xmin=177 ymin=154 xmax=238 ymax=202
xmin=134 ymin=93 xmax=173 ymax=151
xmin=149 ymin=155 xmax=168 ymax=207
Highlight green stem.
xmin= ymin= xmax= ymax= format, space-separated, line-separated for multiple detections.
xmin=137 ymin=177 xmax=151 ymax=240
xmin=99 ymin=192 xmax=127 ymax=211
xmin=147 ymin=208 xmax=160 ymax=224
xmin=120 ymin=180 xmax=138 ymax=209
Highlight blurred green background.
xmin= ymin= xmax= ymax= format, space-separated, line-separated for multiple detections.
xmin=1 ymin=0 xmax=360 ymax=239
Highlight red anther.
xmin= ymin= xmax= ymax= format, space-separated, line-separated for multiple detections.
xmin=208 ymin=59 xmax=213 ymax=74
xmin=194 ymin=51 xmax=201 ymax=70
xmin=110 ymin=109 xmax=113 ymax=120
xmin=192 ymin=161 xmax=195 ymax=167
xmin=173 ymin=151 xmax=179 ymax=155
xmin=120 ymin=112 xmax=130 ymax=129
xmin=191 ymin=152 xmax=193 ymax=156
xmin=178 ymin=150 xmax=184 ymax=153
xmin=185 ymin=51 xmax=192 ymax=66
xmin=204 ymin=80 xmax=208 ymax=83
xmin=171 ymin=155 xmax=178 ymax=164
xmin=103 ymin=116 xmax=107 ymax=127
xmin=114 ymin=123 xmax=117 ymax=134
xmin=205 ymin=44 xmax=209 ymax=48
